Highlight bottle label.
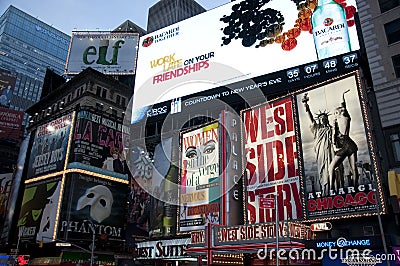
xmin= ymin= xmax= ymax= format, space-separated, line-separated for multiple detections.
xmin=313 ymin=18 xmax=349 ymax=50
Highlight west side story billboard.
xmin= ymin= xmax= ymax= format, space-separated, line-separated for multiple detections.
xmin=65 ymin=32 xmax=139 ymax=75
xmin=132 ymin=0 xmax=360 ymax=115
xmin=27 ymin=114 xmax=73 ymax=179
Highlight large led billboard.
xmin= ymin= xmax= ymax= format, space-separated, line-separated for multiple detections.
xmin=178 ymin=122 xmax=221 ymax=233
xmin=65 ymin=32 xmax=139 ymax=75
xmin=58 ymin=174 xmax=128 ymax=242
xmin=17 ymin=177 xmax=62 ymax=242
xmin=27 ymin=114 xmax=73 ymax=179
xmin=132 ymin=0 xmax=360 ymax=114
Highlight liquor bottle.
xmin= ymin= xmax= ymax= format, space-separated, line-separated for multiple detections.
xmin=311 ymin=0 xmax=351 ymax=60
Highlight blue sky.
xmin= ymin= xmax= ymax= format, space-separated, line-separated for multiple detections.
xmin=0 ymin=0 xmax=230 ymax=35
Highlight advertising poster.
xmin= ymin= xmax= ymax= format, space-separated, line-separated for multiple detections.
xmin=70 ymin=110 xmax=129 ymax=179
xmin=296 ymin=74 xmax=377 ymax=218
xmin=0 ymin=173 xmax=13 ymax=233
xmin=27 ymin=114 xmax=73 ymax=179
xmin=243 ymin=97 xmax=302 ymax=224
xmin=58 ymin=174 xmax=127 ymax=241
xmin=65 ymin=32 xmax=139 ymax=75
xmin=149 ymin=138 xmax=172 ymax=237
xmin=125 ymin=138 xmax=173 ymax=243
xmin=133 ymin=0 xmax=360 ymax=114
xmin=0 ymin=69 xmax=16 ymax=107
xmin=17 ymin=177 xmax=62 ymax=242
xmin=0 ymin=107 xmax=23 ymax=141
xmin=178 ymin=122 xmax=220 ymax=233
xmin=125 ymin=144 xmax=155 ymax=245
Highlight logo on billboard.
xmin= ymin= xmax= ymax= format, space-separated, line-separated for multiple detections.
xmin=83 ymin=39 xmax=125 ymax=66
xmin=170 ymin=98 xmax=182 ymax=114
xmin=324 ymin=18 xmax=334 ymax=26
xmin=142 ymin=36 xmax=154 ymax=47
xmin=145 ymin=26 xmax=179 ymax=47
xmin=77 ymin=185 xmax=114 ymax=223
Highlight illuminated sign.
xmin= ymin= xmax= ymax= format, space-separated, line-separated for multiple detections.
xmin=132 ymin=0 xmax=360 ymax=115
xmin=296 ymin=74 xmax=381 ymax=219
xmin=215 ymin=222 xmax=312 ymax=245
xmin=27 ymin=114 xmax=73 ymax=179
xmin=135 ymin=238 xmax=191 ymax=259
xmin=242 ymin=97 xmax=303 ymax=223
xmin=65 ymin=32 xmax=139 ymax=75
xmin=310 ymin=222 xmax=332 ymax=231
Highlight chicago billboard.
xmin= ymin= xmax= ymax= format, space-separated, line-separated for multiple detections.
xmin=178 ymin=122 xmax=221 ymax=233
xmin=27 ymin=114 xmax=73 ymax=179
xmin=0 ymin=107 xmax=24 ymax=141
xmin=132 ymin=0 xmax=360 ymax=115
xmin=296 ymin=74 xmax=379 ymax=219
xmin=58 ymin=174 xmax=128 ymax=242
xmin=65 ymin=32 xmax=139 ymax=75
xmin=17 ymin=176 xmax=62 ymax=242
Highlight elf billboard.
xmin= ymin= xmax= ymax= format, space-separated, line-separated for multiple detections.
xmin=65 ymin=32 xmax=139 ymax=75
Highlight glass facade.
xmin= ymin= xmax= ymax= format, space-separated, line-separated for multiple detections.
xmin=0 ymin=5 xmax=70 ymax=127
xmin=147 ymin=0 xmax=205 ymax=33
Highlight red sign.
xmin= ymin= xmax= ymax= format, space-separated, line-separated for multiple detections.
xmin=259 ymin=198 xmax=275 ymax=209
xmin=243 ymin=97 xmax=302 ymax=223
xmin=0 ymin=107 xmax=23 ymax=140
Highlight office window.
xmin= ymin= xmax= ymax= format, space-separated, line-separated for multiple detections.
xmin=102 ymin=89 xmax=107 ymax=98
xmin=378 ymin=0 xmax=400 ymax=13
xmin=384 ymin=18 xmax=400 ymax=44
xmin=390 ymin=133 xmax=400 ymax=162
xmin=393 ymin=54 xmax=400 ymax=78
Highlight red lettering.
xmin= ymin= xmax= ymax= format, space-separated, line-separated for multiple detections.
xmin=274 ymin=106 xmax=286 ymax=136
xmin=82 ymin=121 xmax=93 ymax=142
xmin=246 ymin=148 xmax=257 ymax=186
xmin=285 ymin=101 xmax=294 ymax=133
xmin=244 ymin=109 xmax=258 ymax=143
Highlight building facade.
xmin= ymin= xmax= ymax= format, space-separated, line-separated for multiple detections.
xmin=146 ymin=0 xmax=205 ymax=33
xmin=14 ymin=68 xmax=132 ymax=264
xmin=356 ymin=1 xmax=400 ymax=170
xmin=0 ymin=5 xmax=70 ymax=126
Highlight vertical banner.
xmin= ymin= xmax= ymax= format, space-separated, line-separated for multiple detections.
xmin=17 ymin=177 xmax=62 ymax=242
xmin=27 ymin=114 xmax=73 ymax=179
xmin=178 ymin=122 xmax=220 ymax=233
xmin=220 ymin=110 xmax=243 ymax=226
xmin=243 ymin=97 xmax=302 ymax=224
xmin=0 ymin=69 xmax=16 ymax=107
xmin=125 ymin=145 xmax=152 ymax=247
xmin=149 ymin=138 xmax=172 ymax=237
xmin=296 ymin=74 xmax=378 ymax=218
